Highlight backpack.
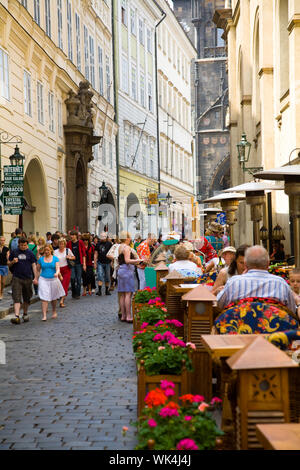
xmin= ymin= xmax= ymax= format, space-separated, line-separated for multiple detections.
xmin=10 ymin=237 xmax=19 ymax=252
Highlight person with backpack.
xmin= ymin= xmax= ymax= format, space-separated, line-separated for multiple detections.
xmin=94 ymin=232 xmax=112 ymax=296
xmin=8 ymin=237 xmax=38 ymax=324
xmin=66 ymin=230 xmax=86 ymax=299
xmin=10 ymin=228 xmax=22 ymax=252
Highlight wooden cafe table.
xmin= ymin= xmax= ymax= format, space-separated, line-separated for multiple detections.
xmin=256 ymin=423 xmax=300 ymax=450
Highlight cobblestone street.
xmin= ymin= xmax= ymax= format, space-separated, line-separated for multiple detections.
xmin=0 ymin=291 xmax=137 ymax=450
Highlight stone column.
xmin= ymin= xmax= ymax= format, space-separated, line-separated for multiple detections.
xmin=64 ymin=82 xmax=101 ymax=232
xmin=245 ymin=191 xmax=265 ymax=246
xmin=285 ymin=179 xmax=300 ymax=267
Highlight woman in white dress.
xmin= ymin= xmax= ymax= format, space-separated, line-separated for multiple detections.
xmin=37 ymin=244 xmax=65 ymax=321
xmin=54 ymin=238 xmax=75 ymax=307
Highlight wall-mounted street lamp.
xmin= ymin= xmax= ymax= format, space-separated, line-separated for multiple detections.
xmin=272 ymin=224 xmax=285 ymax=241
xmin=99 ymin=181 xmax=109 ymax=202
xmin=9 ymin=145 xmax=25 ymax=166
xmin=166 ymin=192 xmax=172 ymax=207
xmin=237 ymin=133 xmax=263 ymax=176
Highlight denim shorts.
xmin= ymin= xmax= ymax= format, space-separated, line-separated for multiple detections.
xmin=97 ymin=262 xmax=111 ymax=283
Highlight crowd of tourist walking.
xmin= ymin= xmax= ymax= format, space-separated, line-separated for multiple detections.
xmin=3 ymin=222 xmax=300 ymax=328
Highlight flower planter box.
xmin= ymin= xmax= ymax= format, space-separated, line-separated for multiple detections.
xmin=132 ymin=297 xmax=145 ymax=331
xmin=137 ymin=360 xmax=189 ymax=417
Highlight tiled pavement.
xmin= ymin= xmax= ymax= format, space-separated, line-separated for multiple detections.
xmin=0 ymin=290 xmax=138 ymax=450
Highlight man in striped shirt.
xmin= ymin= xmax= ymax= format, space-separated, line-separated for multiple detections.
xmin=217 ymin=245 xmax=299 ymax=317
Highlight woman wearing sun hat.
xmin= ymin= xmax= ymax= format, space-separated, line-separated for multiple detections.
xmin=205 ymin=246 xmax=236 ymax=273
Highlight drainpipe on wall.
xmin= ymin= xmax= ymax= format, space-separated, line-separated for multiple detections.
xmin=112 ymin=0 xmax=120 ymax=234
xmin=153 ymin=1 xmax=166 ymax=235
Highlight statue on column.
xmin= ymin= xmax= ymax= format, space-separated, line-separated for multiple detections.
xmin=65 ymin=81 xmax=95 ymax=127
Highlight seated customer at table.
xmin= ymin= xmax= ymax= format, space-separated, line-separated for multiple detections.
xmin=169 ymin=245 xmax=202 ymax=277
xmin=214 ymin=245 xmax=299 ymax=334
xmin=211 ymin=245 xmax=248 ymax=295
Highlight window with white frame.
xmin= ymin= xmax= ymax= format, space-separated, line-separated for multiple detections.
xmin=48 ymin=91 xmax=54 ymax=132
xmin=84 ymin=25 xmax=89 ymax=80
xmin=89 ymin=36 xmax=95 ymax=88
xmin=142 ymin=140 xmax=147 ymax=174
xmin=24 ymin=70 xmax=32 ymax=116
xmin=148 ymin=80 xmax=153 ymax=112
xmin=131 ymin=65 xmax=137 ymax=101
xmin=75 ymin=13 xmax=81 ymax=71
xmin=139 ymin=19 xmax=144 ymax=45
xmin=93 ymin=141 xmax=98 ymax=160
xmin=109 ymin=141 xmax=113 ymax=169
xmin=45 ymin=0 xmax=51 ymax=37
xmin=37 ymin=82 xmax=44 ymax=124
xmin=57 ymin=179 xmax=63 ymax=232
xmin=0 ymin=48 xmax=10 ymax=100
xmin=124 ymin=126 xmax=130 ymax=166
xmin=34 ymin=0 xmax=40 ymax=25
xmin=106 ymin=55 xmax=111 ymax=102
xmin=140 ymin=73 xmax=145 ymax=107
xmin=121 ymin=0 xmax=127 ymax=26
xmin=147 ymin=28 xmax=152 ymax=53
xmin=67 ymin=0 xmax=73 ymax=61
xmin=121 ymin=55 xmax=129 ymax=93
xmin=98 ymin=46 xmax=104 ymax=95
xmin=102 ymin=138 xmax=106 ymax=166
xmin=57 ymin=100 xmax=62 ymax=137
xmin=57 ymin=0 xmax=63 ymax=49
xmin=130 ymin=8 xmax=136 ymax=35
xmin=150 ymin=142 xmax=154 ymax=177
xmin=133 ymin=131 xmax=139 ymax=169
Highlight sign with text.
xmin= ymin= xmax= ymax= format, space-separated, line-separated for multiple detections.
xmin=148 ymin=193 xmax=158 ymax=205
xmin=3 ymin=165 xmax=24 ymax=215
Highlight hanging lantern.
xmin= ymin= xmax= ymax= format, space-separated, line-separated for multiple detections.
xmin=237 ymin=133 xmax=251 ymax=164
xmin=272 ymin=224 xmax=285 ymax=241
xmin=259 ymin=226 xmax=268 ymax=241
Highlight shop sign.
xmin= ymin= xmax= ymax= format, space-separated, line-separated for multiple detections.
xmin=148 ymin=193 xmax=158 ymax=205
xmin=3 ymin=165 xmax=24 ymax=215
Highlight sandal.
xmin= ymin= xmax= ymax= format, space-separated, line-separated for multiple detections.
xmin=51 ymin=314 xmax=58 ymax=319
xmin=59 ymin=302 xmax=66 ymax=308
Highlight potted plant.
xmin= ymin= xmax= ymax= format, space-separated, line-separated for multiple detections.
xmin=136 ymin=304 xmax=167 ymax=329
xmin=126 ymin=381 xmax=223 ymax=450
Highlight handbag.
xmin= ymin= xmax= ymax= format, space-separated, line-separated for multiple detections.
xmin=66 ymin=248 xmax=76 ymax=268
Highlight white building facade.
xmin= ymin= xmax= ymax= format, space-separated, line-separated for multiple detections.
xmin=156 ymin=0 xmax=197 ymax=237
xmin=113 ymin=0 xmax=162 ymax=238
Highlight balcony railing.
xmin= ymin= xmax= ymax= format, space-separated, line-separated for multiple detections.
xmin=204 ymin=47 xmax=227 ymax=59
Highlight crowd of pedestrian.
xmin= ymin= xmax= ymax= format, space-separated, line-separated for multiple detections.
xmin=4 ymin=225 xmax=300 ymax=329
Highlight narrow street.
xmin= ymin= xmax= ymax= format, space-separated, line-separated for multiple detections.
xmin=0 ymin=292 xmax=137 ymax=450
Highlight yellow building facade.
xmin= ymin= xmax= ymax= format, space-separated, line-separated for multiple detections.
xmin=0 ymin=0 xmax=117 ymax=238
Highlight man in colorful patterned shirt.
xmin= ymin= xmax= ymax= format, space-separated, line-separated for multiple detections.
xmin=217 ymin=245 xmax=297 ymax=315
xmin=136 ymin=233 xmax=157 ymax=290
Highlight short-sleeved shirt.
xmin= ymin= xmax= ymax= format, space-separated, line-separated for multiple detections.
xmin=136 ymin=240 xmax=150 ymax=260
xmin=95 ymin=241 xmax=113 ymax=264
xmin=0 ymin=246 xmax=9 ymax=266
xmin=38 ymin=255 xmax=59 ymax=279
xmin=9 ymin=248 xmax=37 ymax=280
xmin=54 ymin=248 xmax=74 ymax=268
xmin=71 ymin=241 xmax=81 ymax=264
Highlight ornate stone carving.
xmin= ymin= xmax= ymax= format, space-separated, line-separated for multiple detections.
xmin=65 ymin=81 xmax=95 ymax=127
